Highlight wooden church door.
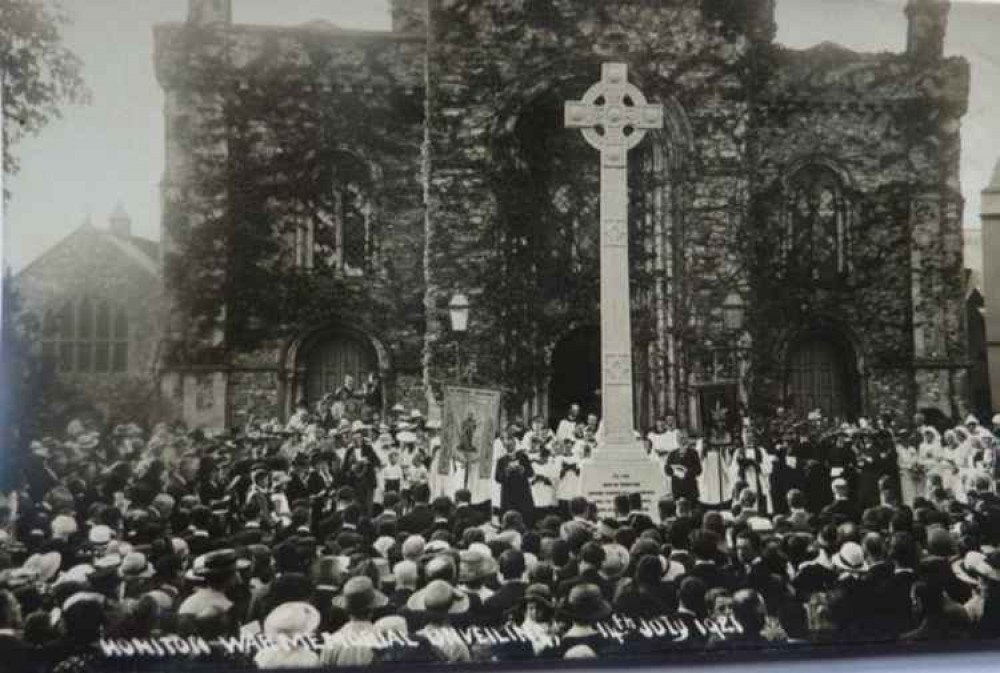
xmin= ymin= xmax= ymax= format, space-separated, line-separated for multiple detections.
xmin=304 ymin=334 xmax=377 ymax=404
xmin=785 ymin=338 xmax=857 ymax=421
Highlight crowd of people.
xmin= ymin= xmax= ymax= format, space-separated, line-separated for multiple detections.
xmin=4 ymin=386 xmax=1000 ymax=671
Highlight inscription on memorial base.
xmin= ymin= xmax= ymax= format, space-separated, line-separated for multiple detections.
xmin=580 ymin=451 xmax=662 ymax=522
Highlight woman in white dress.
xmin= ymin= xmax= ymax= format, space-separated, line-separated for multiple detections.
xmin=965 ymin=435 xmax=995 ymax=494
xmin=940 ymin=429 xmax=965 ymax=500
xmin=954 ymin=426 xmax=975 ymax=503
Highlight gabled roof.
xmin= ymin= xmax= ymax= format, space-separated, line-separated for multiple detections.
xmin=16 ymin=221 xmax=160 ymax=280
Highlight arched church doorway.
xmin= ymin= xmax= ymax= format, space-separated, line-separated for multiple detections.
xmin=784 ymin=334 xmax=860 ymax=421
xmin=549 ymin=326 xmax=601 ymax=426
xmin=302 ymin=332 xmax=378 ymax=405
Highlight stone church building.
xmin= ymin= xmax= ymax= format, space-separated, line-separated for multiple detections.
xmin=14 ymin=208 xmax=164 ymax=408
xmin=155 ymin=0 xmax=970 ymax=433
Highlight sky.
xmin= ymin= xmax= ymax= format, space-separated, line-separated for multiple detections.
xmin=2 ymin=0 xmax=999 ymax=273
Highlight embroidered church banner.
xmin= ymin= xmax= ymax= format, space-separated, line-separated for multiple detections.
xmin=441 ymin=386 xmax=503 ymax=478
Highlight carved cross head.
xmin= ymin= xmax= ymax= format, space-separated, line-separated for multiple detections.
xmin=564 ymin=63 xmax=664 ymax=167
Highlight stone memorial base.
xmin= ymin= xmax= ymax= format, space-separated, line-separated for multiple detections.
xmin=579 ymin=449 xmax=662 ymax=522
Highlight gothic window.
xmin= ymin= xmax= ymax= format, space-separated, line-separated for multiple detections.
xmin=293 ymin=222 xmax=314 ymax=269
xmin=43 ymin=299 xmax=129 ymax=373
xmin=781 ymin=165 xmax=851 ymax=283
xmin=313 ymin=152 xmax=374 ymax=276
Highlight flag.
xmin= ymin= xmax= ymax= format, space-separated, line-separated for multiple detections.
xmin=441 ymin=386 xmax=503 ymax=478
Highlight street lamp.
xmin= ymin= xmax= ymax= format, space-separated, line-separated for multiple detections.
xmin=449 ymin=293 xmax=470 ymax=383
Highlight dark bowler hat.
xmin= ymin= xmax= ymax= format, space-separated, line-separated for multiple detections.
xmin=561 ymin=583 xmax=612 ymax=623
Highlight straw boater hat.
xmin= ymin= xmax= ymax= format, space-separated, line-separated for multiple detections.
xmin=187 ymin=549 xmax=250 ymax=580
xmin=391 ymin=404 xmax=406 ymax=414
xmin=351 ymin=420 xmax=371 ymax=434
xmin=336 ymin=419 xmax=352 ymax=435
xmin=409 ymin=409 xmax=424 ymax=421
xmin=953 ymin=550 xmax=1000 ymax=584
xmin=832 ymin=542 xmax=867 ymax=574
xmin=396 ymin=431 xmax=417 ymax=445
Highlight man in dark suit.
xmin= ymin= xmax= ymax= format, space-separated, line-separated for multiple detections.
xmin=557 ymin=542 xmax=613 ymax=600
xmin=483 ymin=550 xmax=528 ymax=625
xmin=422 ymin=497 xmax=454 ymax=540
xmin=399 ymin=484 xmax=434 ymax=535
xmin=820 ymin=478 xmax=859 ymax=523
xmin=284 ymin=454 xmax=312 ymax=506
xmin=452 ymin=489 xmax=484 ymax=538
xmin=316 ymin=486 xmax=356 ymax=540
xmin=688 ymin=529 xmax=731 ymax=592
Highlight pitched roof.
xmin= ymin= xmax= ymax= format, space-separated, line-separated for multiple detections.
xmin=16 ymin=223 xmax=160 ymax=280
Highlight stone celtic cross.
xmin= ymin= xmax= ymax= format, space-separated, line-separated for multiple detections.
xmin=565 ymin=63 xmax=663 ymax=457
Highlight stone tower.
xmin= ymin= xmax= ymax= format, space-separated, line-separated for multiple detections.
xmin=906 ymin=0 xmax=950 ymax=62
xmin=109 ymin=203 xmax=132 ymax=238
xmin=188 ymin=0 xmax=232 ymax=26
xmin=390 ymin=0 xmax=427 ymax=34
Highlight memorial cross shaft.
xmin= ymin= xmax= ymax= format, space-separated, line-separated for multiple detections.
xmin=565 ymin=62 xmax=663 ymax=460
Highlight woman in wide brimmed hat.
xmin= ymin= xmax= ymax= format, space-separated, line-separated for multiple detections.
xmin=414 ymin=580 xmax=472 ymax=662
xmin=498 ymin=583 xmax=557 ymax=658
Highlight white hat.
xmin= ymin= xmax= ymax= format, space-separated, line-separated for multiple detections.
xmin=350 ymin=420 xmax=371 ymax=434
xmin=966 ymin=415 xmax=980 ymax=425
xmin=396 ymin=431 xmax=417 ymax=444
xmin=391 ymin=404 xmax=406 ymax=413
xmin=54 ymin=564 xmax=95 ymax=587
xmin=24 ymin=551 xmax=62 ymax=583
xmin=94 ymin=553 xmax=123 ymax=572
xmin=992 ymin=414 xmax=1000 ymax=427
xmin=410 ymin=409 xmax=424 ymax=420
xmin=425 ymin=419 xmax=442 ymax=430
xmin=832 ymin=542 xmax=867 ymax=574
xmin=88 ymin=525 xmax=114 ymax=546
xmin=264 ymin=601 xmax=321 ymax=638
xmin=51 ymin=515 xmax=78 ymax=539
xmin=62 ymin=591 xmax=105 ymax=612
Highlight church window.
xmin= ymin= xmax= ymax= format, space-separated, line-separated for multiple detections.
xmin=112 ymin=308 xmax=129 ymax=372
xmin=312 ymin=152 xmax=374 ymax=276
xmin=42 ymin=299 xmax=129 ymax=373
xmin=781 ymin=164 xmax=851 ymax=283
xmin=293 ymin=222 xmax=314 ymax=269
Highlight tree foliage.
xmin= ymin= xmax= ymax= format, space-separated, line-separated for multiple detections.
xmin=0 ymin=271 xmax=82 ymax=487
xmin=1 ymin=0 xmax=89 ymax=180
